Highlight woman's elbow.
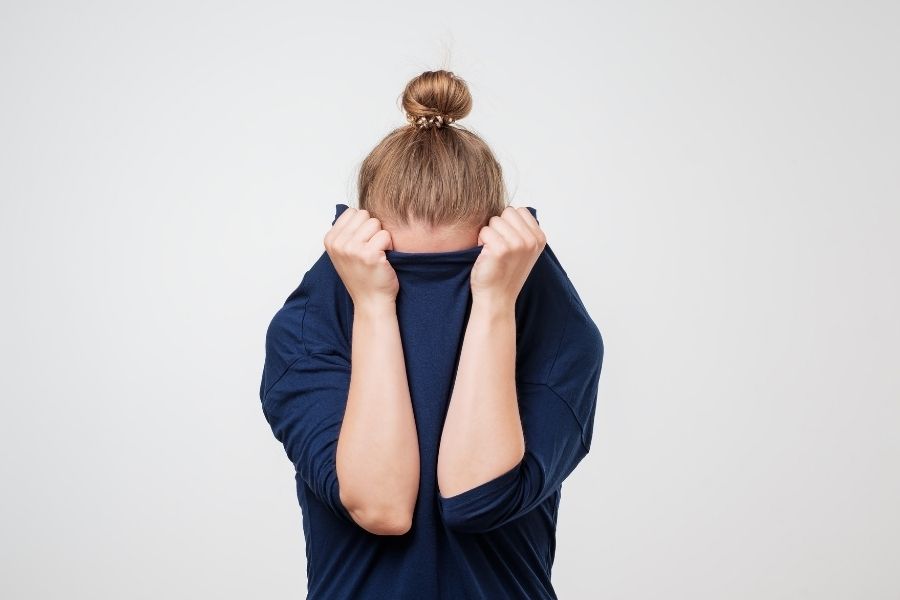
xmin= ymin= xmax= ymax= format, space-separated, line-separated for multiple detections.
xmin=341 ymin=490 xmax=413 ymax=535
xmin=352 ymin=506 xmax=413 ymax=535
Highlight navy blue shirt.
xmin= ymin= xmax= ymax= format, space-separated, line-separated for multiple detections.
xmin=260 ymin=203 xmax=604 ymax=599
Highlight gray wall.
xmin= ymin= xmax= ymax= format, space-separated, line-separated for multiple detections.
xmin=1 ymin=1 xmax=897 ymax=598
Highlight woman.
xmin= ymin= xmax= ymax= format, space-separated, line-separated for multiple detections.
xmin=260 ymin=69 xmax=604 ymax=599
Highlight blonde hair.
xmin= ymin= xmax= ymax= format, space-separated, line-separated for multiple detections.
xmin=357 ymin=70 xmax=508 ymax=230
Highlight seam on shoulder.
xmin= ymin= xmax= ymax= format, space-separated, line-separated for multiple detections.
xmin=262 ymin=346 xmax=349 ymax=407
xmin=538 ymin=381 xmax=590 ymax=455
xmin=299 ymin=296 xmax=311 ymax=357
xmin=262 ymin=278 xmax=314 ymax=401
xmin=262 ymin=354 xmax=305 ymax=403
xmin=544 ymin=291 xmax=576 ymax=387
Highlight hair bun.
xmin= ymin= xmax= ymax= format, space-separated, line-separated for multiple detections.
xmin=402 ymin=70 xmax=472 ymax=129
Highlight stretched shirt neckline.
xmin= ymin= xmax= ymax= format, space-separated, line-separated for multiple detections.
xmin=332 ymin=203 xmax=539 ymax=267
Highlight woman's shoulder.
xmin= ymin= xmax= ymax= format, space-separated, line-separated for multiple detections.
xmin=515 ymin=244 xmax=604 ymax=380
xmin=264 ymin=251 xmax=353 ymax=371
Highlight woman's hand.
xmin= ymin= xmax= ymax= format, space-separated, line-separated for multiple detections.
xmin=324 ymin=207 xmax=398 ymax=308
xmin=470 ymin=206 xmax=547 ymax=308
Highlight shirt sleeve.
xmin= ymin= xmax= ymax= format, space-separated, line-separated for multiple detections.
xmin=437 ymin=292 xmax=604 ymax=533
xmin=260 ymin=346 xmax=357 ymax=525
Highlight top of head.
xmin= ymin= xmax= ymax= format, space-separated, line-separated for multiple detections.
xmin=402 ymin=70 xmax=472 ymax=130
xmin=357 ymin=68 xmax=507 ymax=234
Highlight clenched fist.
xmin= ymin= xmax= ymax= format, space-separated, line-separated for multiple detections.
xmin=470 ymin=206 xmax=547 ymax=308
xmin=324 ymin=207 xmax=399 ymax=308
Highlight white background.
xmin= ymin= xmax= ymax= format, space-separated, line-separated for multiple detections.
xmin=1 ymin=1 xmax=898 ymax=598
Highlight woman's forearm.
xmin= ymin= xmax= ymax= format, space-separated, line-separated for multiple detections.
xmin=337 ymin=298 xmax=420 ymax=534
xmin=437 ymin=297 xmax=525 ymax=498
